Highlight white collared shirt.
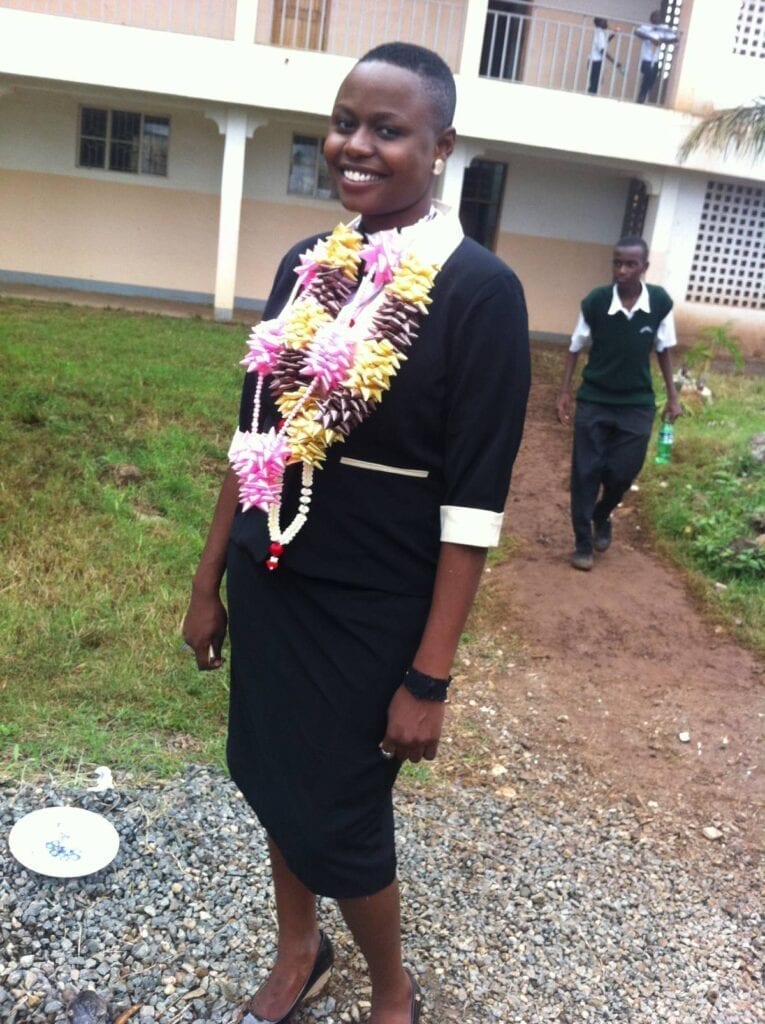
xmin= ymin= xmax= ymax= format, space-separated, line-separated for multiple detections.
xmin=569 ymin=282 xmax=677 ymax=353
xmin=637 ymin=23 xmax=678 ymax=64
xmin=590 ymin=27 xmax=608 ymax=61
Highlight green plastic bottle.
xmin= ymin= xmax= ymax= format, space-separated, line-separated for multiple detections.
xmin=655 ymin=421 xmax=674 ymax=465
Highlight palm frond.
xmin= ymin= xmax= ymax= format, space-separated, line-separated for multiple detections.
xmin=678 ymin=97 xmax=765 ymax=162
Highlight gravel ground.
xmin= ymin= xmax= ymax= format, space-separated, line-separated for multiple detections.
xmin=1 ymin=766 xmax=762 ymax=1024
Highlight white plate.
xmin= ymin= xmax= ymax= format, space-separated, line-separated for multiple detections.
xmin=8 ymin=806 xmax=120 ymax=878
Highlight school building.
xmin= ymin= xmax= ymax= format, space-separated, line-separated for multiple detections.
xmin=0 ymin=0 xmax=763 ymax=353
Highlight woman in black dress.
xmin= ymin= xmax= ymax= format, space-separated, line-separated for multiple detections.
xmin=183 ymin=42 xmax=530 ymax=1024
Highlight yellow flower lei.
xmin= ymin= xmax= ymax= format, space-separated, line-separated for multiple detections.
xmin=271 ymin=229 xmax=441 ymax=467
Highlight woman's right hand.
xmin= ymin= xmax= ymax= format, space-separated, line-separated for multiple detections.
xmin=182 ymin=585 xmax=228 ymax=671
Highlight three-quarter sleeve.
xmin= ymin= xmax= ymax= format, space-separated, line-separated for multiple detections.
xmin=440 ymin=269 xmax=530 ymax=546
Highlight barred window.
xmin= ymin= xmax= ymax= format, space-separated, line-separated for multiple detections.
xmin=686 ymin=180 xmax=765 ymax=310
xmin=734 ymin=0 xmax=765 ymax=57
xmin=287 ymin=135 xmax=336 ymax=199
xmin=78 ymin=107 xmax=170 ymax=176
xmin=621 ymin=179 xmax=648 ymax=238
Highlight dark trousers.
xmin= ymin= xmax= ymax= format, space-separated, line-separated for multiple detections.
xmin=637 ymin=59 xmax=659 ymax=103
xmin=588 ymin=60 xmax=603 ymax=94
xmin=570 ymin=400 xmax=655 ymax=551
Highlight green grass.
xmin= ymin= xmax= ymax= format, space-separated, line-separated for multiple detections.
xmin=1 ymin=306 xmax=762 ymax=781
xmin=640 ymin=369 xmax=765 ymax=655
xmin=1 ymin=299 xmax=246 ymax=779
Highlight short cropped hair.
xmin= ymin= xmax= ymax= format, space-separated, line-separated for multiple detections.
xmin=616 ymin=236 xmax=649 ymax=260
xmin=358 ymin=42 xmax=456 ymax=131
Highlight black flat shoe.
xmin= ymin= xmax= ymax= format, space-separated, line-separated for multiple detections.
xmin=406 ymin=969 xmax=423 ymax=1024
xmin=241 ymin=930 xmax=334 ymax=1024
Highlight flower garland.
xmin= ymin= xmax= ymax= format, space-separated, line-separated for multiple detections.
xmin=228 ymin=211 xmax=454 ymax=570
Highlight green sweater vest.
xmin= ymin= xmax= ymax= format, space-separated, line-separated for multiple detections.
xmin=577 ymin=284 xmax=673 ymax=406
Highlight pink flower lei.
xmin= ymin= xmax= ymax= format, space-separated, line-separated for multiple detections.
xmin=228 ymin=218 xmax=443 ymax=569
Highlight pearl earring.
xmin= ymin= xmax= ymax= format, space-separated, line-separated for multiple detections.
xmin=432 ymin=157 xmax=445 ymax=176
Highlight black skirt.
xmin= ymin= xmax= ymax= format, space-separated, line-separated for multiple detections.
xmin=226 ymin=542 xmax=431 ymax=898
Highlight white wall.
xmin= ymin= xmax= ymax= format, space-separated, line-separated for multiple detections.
xmin=0 ymin=90 xmax=77 ymax=174
xmin=499 ymin=155 xmax=628 ymax=243
xmin=0 ymin=87 xmax=224 ymax=192
xmin=244 ymin=119 xmax=332 ymax=204
xmin=673 ymin=0 xmax=763 ymax=112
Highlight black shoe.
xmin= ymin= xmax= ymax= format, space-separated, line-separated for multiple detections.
xmin=241 ymin=930 xmax=334 ymax=1024
xmin=593 ymin=517 xmax=612 ymax=553
xmin=570 ymin=548 xmax=593 ymax=571
xmin=406 ymin=969 xmax=423 ymax=1024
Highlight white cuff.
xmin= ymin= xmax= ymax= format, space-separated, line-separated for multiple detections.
xmin=440 ymin=505 xmax=504 ymax=547
xmin=228 ymin=428 xmax=249 ymax=461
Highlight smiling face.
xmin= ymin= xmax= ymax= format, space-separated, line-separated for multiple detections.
xmin=324 ymin=60 xmax=455 ymax=233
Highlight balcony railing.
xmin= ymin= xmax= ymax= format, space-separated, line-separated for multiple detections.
xmin=480 ymin=1 xmax=680 ymax=105
xmin=256 ymin=0 xmax=466 ymax=69
xmin=0 ymin=0 xmax=681 ymax=105
xmin=0 ymin=0 xmax=468 ymax=65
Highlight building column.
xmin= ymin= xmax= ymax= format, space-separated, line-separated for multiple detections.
xmin=459 ymin=0 xmax=490 ymax=77
xmin=234 ymin=0 xmax=259 ymax=44
xmin=643 ymin=171 xmax=705 ymax=308
xmin=207 ymin=108 xmax=266 ymax=321
xmin=668 ymin=0 xmax=738 ymax=113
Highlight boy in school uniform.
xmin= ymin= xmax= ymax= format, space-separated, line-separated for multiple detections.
xmin=556 ymin=237 xmax=682 ymax=571
xmin=635 ymin=10 xmax=679 ymax=104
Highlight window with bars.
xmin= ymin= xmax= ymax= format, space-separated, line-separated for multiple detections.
xmin=78 ymin=107 xmax=170 ymax=176
xmin=287 ymin=135 xmax=336 ymax=199
xmin=459 ymin=159 xmax=507 ymax=251
xmin=621 ymin=179 xmax=649 ymax=238
xmin=734 ymin=0 xmax=765 ymax=57
xmin=686 ymin=180 xmax=765 ymax=310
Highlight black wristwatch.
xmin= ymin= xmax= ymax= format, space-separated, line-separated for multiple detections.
xmin=403 ymin=666 xmax=452 ymax=702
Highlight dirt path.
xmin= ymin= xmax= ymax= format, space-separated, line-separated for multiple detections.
xmin=447 ymin=358 xmax=763 ymax=851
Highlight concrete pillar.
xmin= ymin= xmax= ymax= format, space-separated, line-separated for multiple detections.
xmin=207 ymin=108 xmax=267 ymax=321
xmin=234 ymin=0 xmax=260 ymax=44
xmin=459 ymin=0 xmax=490 ymax=77
xmin=670 ymin=0 xmax=739 ymax=114
xmin=643 ymin=171 xmax=705 ymax=305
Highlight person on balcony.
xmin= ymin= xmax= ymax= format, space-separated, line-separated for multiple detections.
xmin=588 ymin=17 xmax=616 ymax=95
xmin=635 ymin=10 xmax=679 ymax=104
xmin=555 ymin=236 xmax=681 ymax=571
xmin=183 ymin=41 xmax=530 ymax=1024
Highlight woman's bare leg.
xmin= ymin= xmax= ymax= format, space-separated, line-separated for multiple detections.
xmin=245 ymin=837 xmax=320 ymax=1019
xmin=338 ymin=880 xmax=414 ymax=1024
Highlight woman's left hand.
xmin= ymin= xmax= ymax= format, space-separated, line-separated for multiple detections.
xmin=381 ymin=686 xmax=446 ymax=763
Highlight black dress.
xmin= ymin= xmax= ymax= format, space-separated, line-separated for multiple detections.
xmin=226 ymin=232 xmax=530 ymax=898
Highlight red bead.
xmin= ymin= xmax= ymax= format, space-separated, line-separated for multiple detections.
xmin=269 ymin=542 xmax=284 ymax=556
